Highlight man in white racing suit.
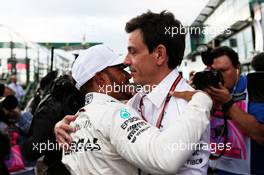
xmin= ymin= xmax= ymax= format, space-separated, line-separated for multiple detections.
xmin=59 ymin=44 xmax=213 ymax=174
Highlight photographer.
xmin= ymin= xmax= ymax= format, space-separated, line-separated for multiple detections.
xmin=206 ymin=47 xmax=264 ymax=175
xmin=172 ymin=46 xmax=264 ymax=175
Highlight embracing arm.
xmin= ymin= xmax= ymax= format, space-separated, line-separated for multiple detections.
xmin=110 ymin=92 xmax=212 ymax=174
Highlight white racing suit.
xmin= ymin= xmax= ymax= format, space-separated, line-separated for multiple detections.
xmin=62 ymin=92 xmax=212 ymax=175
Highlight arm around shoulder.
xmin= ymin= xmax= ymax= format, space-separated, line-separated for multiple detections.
xmin=109 ymin=92 xmax=212 ymax=174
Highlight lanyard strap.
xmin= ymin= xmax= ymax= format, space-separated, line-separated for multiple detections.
xmin=139 ymin=75 xmax=182 ymax=128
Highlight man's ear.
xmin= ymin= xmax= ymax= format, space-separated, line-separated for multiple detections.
xmin=154 ymin=44 xmax=167 ymax=66
xmin=94 ymin=72 xmax=107 ymax=85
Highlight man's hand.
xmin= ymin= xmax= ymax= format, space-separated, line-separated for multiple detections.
xmin=54 ymin=115 xmax=77 ymax=149
xmin=206 ymin=83 xmax=232 ymax=105
xmin=170 ymin=91 xmax=197 ymax=101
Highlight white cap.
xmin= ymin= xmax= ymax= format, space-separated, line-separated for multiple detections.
xmin=72 ymin=44 xmax=124 ymax=90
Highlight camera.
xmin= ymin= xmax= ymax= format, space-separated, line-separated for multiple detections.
xmin=192 ymin=46 xmax=224 ymax=90
xmin=192 ymin=68 xmax=224 ymax=90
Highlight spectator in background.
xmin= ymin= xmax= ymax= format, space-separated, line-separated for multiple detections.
xmin=24 ymin=71 xmax=58 ymax=115
xmin=0 ymin=96 xmax=20 ymax=126
xmin=0 ymin=130 xmax=10 ymax=175
xmin=251 ymin=52 xmax=264 ymax=71
xmin=247 ymin=52 xmax=264 ymax=174
xmin=8 ymin=75 xmax=25 ymax=102
xmin=23 ymin=74 xmax=84 ymax=175
xmin=0 ymin=95 xmax=25 ymax=173
xmin=248 ymin=52 xmax=264 ymax=106
xmin=0 ymin=83 xmax=15 ymax=97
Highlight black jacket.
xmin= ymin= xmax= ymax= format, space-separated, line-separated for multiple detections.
xmin=23 ymin=75 xmax=84 ymax=175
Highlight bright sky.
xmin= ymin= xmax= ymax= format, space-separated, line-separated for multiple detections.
xmin=0 ymin=0 xmax=209 ymax=54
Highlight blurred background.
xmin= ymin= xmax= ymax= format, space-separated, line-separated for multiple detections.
xmin=0 ymin=0 xmax=263 ymax=88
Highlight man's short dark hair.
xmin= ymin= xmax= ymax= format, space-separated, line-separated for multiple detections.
xmin=211 ymin=46 xmax=240 ymax=68
xmin=125 ymin=10 xmax=185 ymax=69
xmin=251 ymin=52 xmax=264 ymax=71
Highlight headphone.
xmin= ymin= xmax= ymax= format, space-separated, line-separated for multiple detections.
xmin=235 ymin=68 xmax=240 ymax=86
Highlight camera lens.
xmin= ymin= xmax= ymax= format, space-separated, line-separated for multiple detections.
xmin=192 ymin=70 xmax=224 ymax=90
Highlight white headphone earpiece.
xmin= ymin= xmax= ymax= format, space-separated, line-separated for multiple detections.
xmin=235 ymin=68 xmax=239 ymax=84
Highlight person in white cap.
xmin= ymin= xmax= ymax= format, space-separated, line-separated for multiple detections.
xmin=57 ymin=44 xmax=213 ymax=175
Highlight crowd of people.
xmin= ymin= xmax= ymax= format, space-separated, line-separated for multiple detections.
xmin=0 ymin=10 xmax=264 ymax=175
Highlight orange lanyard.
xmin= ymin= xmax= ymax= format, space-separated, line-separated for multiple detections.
xmin=139 ymin=75 xmax=182 ymax=128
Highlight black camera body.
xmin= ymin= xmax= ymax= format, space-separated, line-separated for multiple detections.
xmin=192 ymin=46 xmax=224 ymax=90
xmin=192 ymin=68 xmax=224 ymax=90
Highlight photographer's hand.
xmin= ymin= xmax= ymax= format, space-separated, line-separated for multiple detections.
xmin=208 ymin=85 xmax=264 ymax=145
xmin=207 ymin=83 xmax=232 ymax=105
xmin=54 ymin=115 xmax=77 ymax=149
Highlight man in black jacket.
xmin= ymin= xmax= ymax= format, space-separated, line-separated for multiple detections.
xmin=23 ymin=74 xmax=84 ymax=175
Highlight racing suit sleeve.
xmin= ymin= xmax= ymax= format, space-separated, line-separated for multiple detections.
xmin=109 ymin=92 xmax=212 ymax=174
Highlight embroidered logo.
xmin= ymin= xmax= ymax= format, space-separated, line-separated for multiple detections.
xmin=120 ymin=108 xmax=131 ymax=119
xmin=85 ymin=94 xmax=93 ymax=105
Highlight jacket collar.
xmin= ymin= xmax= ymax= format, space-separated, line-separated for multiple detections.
xmin=140 ymin=69 xmax=180 ymax=108
xmin=85 ymin=92 xmax=119 ymax=105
